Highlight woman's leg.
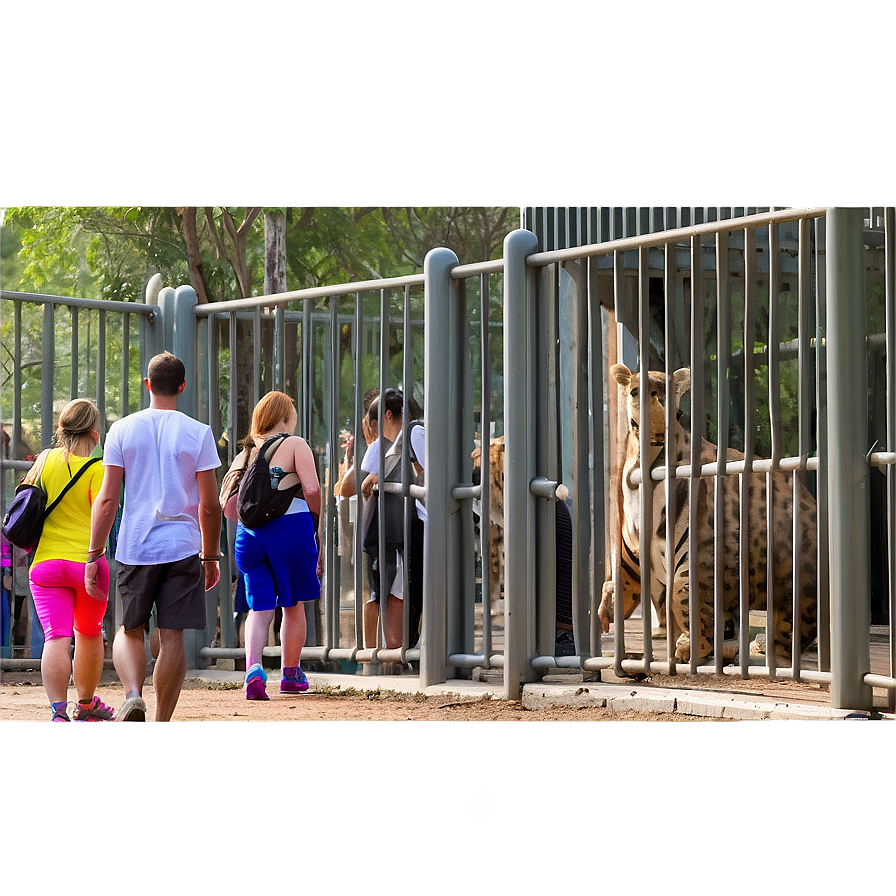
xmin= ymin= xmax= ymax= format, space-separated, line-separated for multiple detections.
xmin=72 ymin=632 xmax=105 ymax=703
xmin=245 ymin=608 xmax=275 ymax=670
xmin=279 ymin=603 xmax=306 ymax=669
xmin=30 ymin=561 xmax=75 ymax=708
xmin=41 ymin=636 xmax=73 ymax=704
xmin=71 ymin=558 xmax=110 ymax=704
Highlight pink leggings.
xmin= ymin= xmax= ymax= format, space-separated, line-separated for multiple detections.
xmin=30 ymin=558 xmax=110 ymax=640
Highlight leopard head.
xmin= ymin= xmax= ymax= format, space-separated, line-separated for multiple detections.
xmin=611 ymin=363 xmax=690 ymax=454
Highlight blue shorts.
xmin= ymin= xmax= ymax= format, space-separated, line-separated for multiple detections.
xmin=234 ymin=511 xmax=320 ymax=612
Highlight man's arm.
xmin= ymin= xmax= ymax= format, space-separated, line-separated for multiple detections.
xmin=197 ymin=468 xmax=222 ymax=592
xmin=84 ymin=465 xmax=124 ymax=599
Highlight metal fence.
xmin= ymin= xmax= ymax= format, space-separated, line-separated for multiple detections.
xmin=1 ymin=287 xmax=160 ymax=657
xmin=2 ymin=208 xmax=893 ymax=714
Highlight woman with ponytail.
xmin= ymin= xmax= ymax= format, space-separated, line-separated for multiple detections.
xmin=27 ymin=398 xmax=113 ymax=721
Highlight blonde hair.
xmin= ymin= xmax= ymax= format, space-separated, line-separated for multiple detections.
xmin=56 ymin=399 xmax=101 ymax=459
xmin=244 ymin=391 xmax=296 ymax=448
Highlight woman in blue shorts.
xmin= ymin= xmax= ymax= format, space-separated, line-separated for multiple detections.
xmin=223 ymin=391 xmax=322 ymax=700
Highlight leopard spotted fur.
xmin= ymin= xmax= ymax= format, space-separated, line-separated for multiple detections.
xmin=598 ymin=363 xmax=818 ymax=666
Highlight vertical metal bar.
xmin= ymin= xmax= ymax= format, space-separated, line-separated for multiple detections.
xmin=253 ymin=306 xmax=262 ymax=410
xmin=637 ymin=245 xmax=653 ymax=668
xmin=327 ymin=294 xmax=341 ymax=652
xmin=740 ymin=226 xmax=757 ymax=676
xmin=663 ymin=240 xmax=676 ymax=669
xmin=70 ymin=307 xmax=79 ymax=398
xmin=572 ymin=256 xmax=592 ymax=659
xmin=302 ymin=298 xmax=313 ymax=439
xmin=421 ymin=247 xmax=459 ymax=688
xmin=376 ymin=288 xmax=389 ymax=650
xmin=120 ymin=313 xmax=129 ymax=416
xmin=399 ymin=286 xmax=411 ymax=653
xmin=273 ymin=304 xmax=285 ymax=392
xmin=171 ymin=286 xmax=197 ymax=418
xmin=688 ymin=233 xmax=705 ymax=675
xmin=714 ymin=231 xmax=731 ymax=673
xmin=589 ymin=257 xmax=606 ymax=659
xmin=96 ymin=309 xmax=106 ymax=431
xmin=170 ymin=285 xmax=201 ymax=668
xmin=536 ymin=263 xmax=558 ymax=660
xmin=792 ymin=218 xmax=813 ymax=679
xmin=767 ymin=222 xmax=781 ymax=680
xmin=41 ymin=301 xmax=54 ymax=448
xmin=479 ymin=272 xmax=492 ymax=665
xmin=502 ymin=230 xmax=539 ymax=699
xmin=229 ymin=312 xmax=238 ymax=479
xmin=814 ymin=216 xmax=831 ymax=672
xmin=450 ymin=278 xmax=476 ymax=665
xmin=612 ymin=249 xmax=626 ymax=672
xmin=13 ymin=301 xmax=22 ymax=459
xmin=826 ymin=207 xmax=873 ymax=711
xmin=353 ymin=291 xmax=365 ymax=651
xmin=886 ymin=208 xmax=896 ymax=704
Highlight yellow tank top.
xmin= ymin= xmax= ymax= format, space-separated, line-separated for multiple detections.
xmin=31 ymin=448 xmax=105 ymax=565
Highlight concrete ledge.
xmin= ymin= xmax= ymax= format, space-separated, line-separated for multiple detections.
xmin=520 ymin=682 xmax=864 ymax=720
xmin=9 ymin=664 xmax=876 ymax=719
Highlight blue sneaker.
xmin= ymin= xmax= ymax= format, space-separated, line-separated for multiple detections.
xmin=280 ymin=666 xmax=309 ymax=694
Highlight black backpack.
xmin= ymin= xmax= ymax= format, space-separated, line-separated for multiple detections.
xmin=2 ymin=457 xmax=100 ymax=552
xmin=237 ymin=434 xmax=303 ymax=529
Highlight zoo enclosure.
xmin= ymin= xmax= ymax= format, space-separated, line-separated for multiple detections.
xmin=2 ymin=207 xmax=893 ymax=714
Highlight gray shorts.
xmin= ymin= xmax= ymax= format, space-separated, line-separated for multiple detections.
xmin=117 ymin=556 xmax=207 ymax=632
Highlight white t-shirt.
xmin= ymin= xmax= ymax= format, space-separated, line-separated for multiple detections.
xmin=103 ymin=408 xmax=221 ymax=565
xmin=360 ymin=437 xmax=387 ymax=475
xmin=409 ymin=423 xmax=426 ymax=522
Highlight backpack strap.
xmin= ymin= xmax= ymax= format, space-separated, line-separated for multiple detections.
xmin=43 ymin=458 xmax=100 ymax=520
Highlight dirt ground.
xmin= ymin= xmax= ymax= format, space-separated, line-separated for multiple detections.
xmin=0 ymin=671 xmax=731 ymax=722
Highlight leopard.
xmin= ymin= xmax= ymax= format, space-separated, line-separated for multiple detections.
xmin=471 ymin=435 xmax=505 ymax=605
xmin=598 ymin=362 xmax=818 ymax=666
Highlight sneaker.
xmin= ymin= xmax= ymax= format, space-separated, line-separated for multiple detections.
xmin=280 ymin=666 xmax=309 ymax=694
xmin=117 ymin=695 xmax=147 ymax=722
xmin=51 ymin=701 xmax=70 ymax=722
xmin=245 ymin=663 xmax=269 ymax=701
xmin=73 ymin=696 xmax=115 ymax=722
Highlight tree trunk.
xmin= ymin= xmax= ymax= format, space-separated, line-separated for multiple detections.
xmin=179 ymin=207 xmax=212 ymax=304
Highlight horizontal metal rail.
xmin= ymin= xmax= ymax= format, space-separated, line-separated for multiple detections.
xmin=630 ymin=455 xmax=820 ymax=486
xmin=1 ymin=289 xmax=159 ymax=317
xmin=193 ymin=273 xmax=425 ymax=315
xmin=526 ymin=207 xmax=828 ymax=267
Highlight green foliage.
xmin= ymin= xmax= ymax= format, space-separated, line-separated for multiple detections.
xmin=1 ymin=206 xmax=517 ymax=459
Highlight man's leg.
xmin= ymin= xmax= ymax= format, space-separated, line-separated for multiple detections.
xmin=113 ymin=626 xmax=148 ymax=699
xmin=364 ymin=600 xmax=379 ymax=649
xmin=384 ymin=595 xmax=403 ymax=649
xmin=152 ymin=627 xmax=186 ymax=722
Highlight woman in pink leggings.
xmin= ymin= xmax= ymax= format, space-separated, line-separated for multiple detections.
xmin=27 ymin=399 xmax=113 ymax=721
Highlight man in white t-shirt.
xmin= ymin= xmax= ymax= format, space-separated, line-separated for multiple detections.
xmin=85 ymin=352 xmax=221 ymax=721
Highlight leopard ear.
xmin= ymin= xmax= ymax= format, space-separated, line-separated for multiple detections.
xmin=610 ymin=363 xmax=632 ymax=387
xmin=672 ymin=367 xmax=691 ymax=397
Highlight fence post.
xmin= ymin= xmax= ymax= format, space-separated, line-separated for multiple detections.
xmin=171 ymin=285 xmax=205 ymax=670
xmin=826 ymin=207 xmax=873 ymax=711
xmin=420 ymin=247 xmax=459 ymax=688
xmin=503 ymin=228 xmax=540 ymax=699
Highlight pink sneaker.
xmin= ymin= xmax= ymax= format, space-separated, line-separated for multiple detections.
xmin=73 ymin=696 xmax=115 ymax=721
